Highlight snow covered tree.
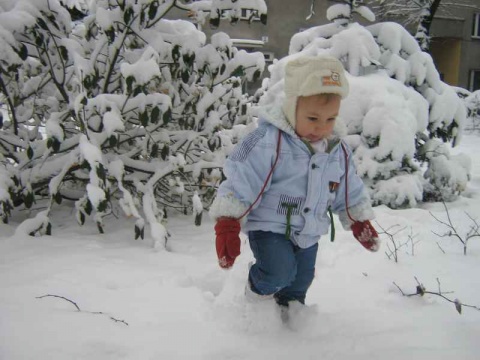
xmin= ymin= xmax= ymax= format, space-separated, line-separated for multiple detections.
xmin=371 ymin=0 xmax=480 ymax=51
xmin=367 ymin=21 xmax=469 ymax=202
xmin=326 ymin=0 xmax=376 ymax=25
xmin=0 ymin=0 xmax=266 ymax=244
xmin=256 ymin=2 xmax=468 ymax=208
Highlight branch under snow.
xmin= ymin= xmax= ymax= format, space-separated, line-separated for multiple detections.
xmin=36 ymin=294 xmax=129 ymax=326
xmin=393 ymin=277 xmax=480 ymax=314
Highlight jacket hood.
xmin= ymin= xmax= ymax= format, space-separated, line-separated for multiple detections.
xmin=256 ymin=101 xmax=297 ymax=137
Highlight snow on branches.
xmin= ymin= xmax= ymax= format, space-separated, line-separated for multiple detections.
xmin=0 ymin=0 xmax=265 ymax=243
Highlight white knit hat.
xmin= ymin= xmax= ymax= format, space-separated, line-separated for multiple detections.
xmin=282 ymin=55 xmax=349 ymax=128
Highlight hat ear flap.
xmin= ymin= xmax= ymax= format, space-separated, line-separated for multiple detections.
xmin=282 ymin=96 xmax=297 ymax=128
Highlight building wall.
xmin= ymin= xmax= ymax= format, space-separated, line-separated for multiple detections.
xmin=430 ymin=37 xmax=462 ymax=85
xmin=431 ymin=2 xmax=480 ymax=91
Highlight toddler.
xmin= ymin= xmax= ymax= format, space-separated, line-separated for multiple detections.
xmin=210 ymin=55 xmax=379 ymax=308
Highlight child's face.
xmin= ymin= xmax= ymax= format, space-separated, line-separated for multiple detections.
xmin=295 ymin=94 xmax=341 ymax=142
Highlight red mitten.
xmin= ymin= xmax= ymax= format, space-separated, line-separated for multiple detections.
xmin=215 ymin=217 xmax=241 ymax=269
xmin=351 ymin=220 xmax=380 ymax=252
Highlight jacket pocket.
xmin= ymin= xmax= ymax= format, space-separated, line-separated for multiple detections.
xmin=315 ymin=160 xmax=341 ymax=214
xmin=257 ymin=193 xmax=305 ymax=213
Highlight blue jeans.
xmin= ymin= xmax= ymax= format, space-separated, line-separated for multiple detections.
xmin=248 ymin=230 xmax=318 ymax=306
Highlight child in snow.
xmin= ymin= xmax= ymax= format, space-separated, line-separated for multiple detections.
xmin=209 ymin=55 xmax=379 ymax=307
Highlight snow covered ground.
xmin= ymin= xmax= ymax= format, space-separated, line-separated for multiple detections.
xmin=1 ymin=135 xmax=480 ymax=360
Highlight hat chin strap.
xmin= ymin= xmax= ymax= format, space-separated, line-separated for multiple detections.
xmin=282 ymin=96 xmax=297 ymax=129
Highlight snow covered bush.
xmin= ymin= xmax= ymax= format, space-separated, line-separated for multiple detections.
xmin=256 ymin=1 xmax=468 ymax=208
xmin=0 ymin=0 xmax=265 ymax=242
xmin=327 ymin=0 xmax=376 ymax=25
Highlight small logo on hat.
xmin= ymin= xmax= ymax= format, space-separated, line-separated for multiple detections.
xmin=322 ymin=72 xmax=341 ymax=87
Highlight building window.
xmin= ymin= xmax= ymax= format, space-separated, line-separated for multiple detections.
xmin=218 ymin=8 xmax=260 ymax=21
xmin=472 ymin=13 xmax=480 ymax=38
xmin=240 ymin=9 xmax=260 ymax=21
xmin=470 ymin=70 xmax=480 ymax=91
xmin=263 ymin=52 xmax=275 ymax=64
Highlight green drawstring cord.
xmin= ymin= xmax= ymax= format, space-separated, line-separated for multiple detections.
xmin=282 ymin=203 xmax=297 ymax=240
xmin=328 ymin=206 xmax=335 ymax=242
xmin=284 ymin=203 xmax=335 ymax=242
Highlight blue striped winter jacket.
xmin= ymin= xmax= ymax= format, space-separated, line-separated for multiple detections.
xmin=209 ymin=104 xmax=374 ymax=249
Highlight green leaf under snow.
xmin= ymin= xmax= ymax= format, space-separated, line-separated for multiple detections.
xmin=151 ymin=107 xmax=160 ymax=124
xmin=126 ymin=76 xmax=134 ymax=93
xmin=148 ymin=1 xmax=158 ymax=20
xmin=96 ymin=165 xmax=106 ymax=183
xmin=78 ymin=211 xmax=86 ymax=226
xmin=124 ymin=7 xmax=134 ymax=24
xmin=109 ymin=135 xmax=117 ymax=148
xmin=151 ymin=143 xmax=159 ymax=158
xmin=59 ymin=46 xmax=68 ymax=62
xmin=231 ymin=66 xmax=245 ymax=77
xmin=18 ymin=44 xmax=28 ymax=61
xmin=140 ymin=110 xmax=149 ymax=127
xmin=24 ymin=192 xmax=34 ymax=209
xmin=85 ymin=200 xmax=93 ymax=215
xmin=181 ymin=70 xmax=189 ymax=83
xmin=97 ymin=200 xmax=108 ymax=212
xmin=37 ymin=18 xmax=48 ymax=30
xmin=27 ymin=146 xmax=34 ymax=160
xmin=161 ymin=144 xmax=169 ymax=160
xmin=52 ymin=138 xmax=61 ymax=153
xmin=163 ymin=108 xmax=171 ymax=125
xmin=172 ymin=45 xmax=180 ymax=61
xmin=54 ymin=192 xmax=62 ymax=205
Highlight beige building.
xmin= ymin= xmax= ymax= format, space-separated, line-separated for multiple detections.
xmin=430 ymin=3 xmax=480 ymax=91
xmin=171 ymin=0 xmax=480 ymax=92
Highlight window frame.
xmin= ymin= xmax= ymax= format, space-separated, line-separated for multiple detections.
xmin=472 ymin=13 xmax=480 ymax=38
xmin=240 ymin=8 xmax=260 ymax=21
xmin=469 ymin=69 xmax=480 ymax=92
xmin=263 ymin=52 xmax=274 ymax=63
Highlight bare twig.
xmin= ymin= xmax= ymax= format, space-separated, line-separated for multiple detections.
xmin=436 ymin=241 xmax=446 ymax=254
xmin=407 ymin=227 xmax=420 ymax=256
xmin=436 ymin=277 xmax=453 ymax=295
xmin=36 ymin=294 xmax=80 ymax=311
xmin=36 ymin=294 xmax=129 ymax=326
xmin=91 ymin=311 xmax=129 ymax=326
xmin=393 ymin=282 xmax=409 ymax=296
xmin=376 ymin=221 xmax=408 ymax=263
xmin=306 ymin=0 xmax=316 ymax=20
xmin=465 ymin=212 xmax=480 ymax=238
xmin=393 ymin=278 xmax=480 ymax=314
xmin=430 ymin=200 xmax=480 ymax=255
